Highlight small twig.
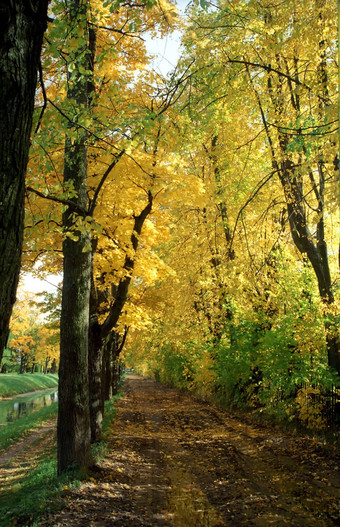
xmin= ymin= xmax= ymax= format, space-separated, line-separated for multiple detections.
xmin=88 ymin=150 xmax=125 ymax=215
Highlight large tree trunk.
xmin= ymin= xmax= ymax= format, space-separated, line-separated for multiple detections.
xmin=0 ymin=1 xmax=48 ymax=364
xmin=58 ymin=218 xmax=93 ymax=472
xmin=57 ymin=0 xmax=95 ymax=474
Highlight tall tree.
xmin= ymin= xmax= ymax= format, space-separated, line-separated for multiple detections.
xmin=175 ymin=0 xmax=339 ymax=374
xmin=23 ymin=0 xmax=179 ymax=451
xmin=89 ymin=190 xmax=153 ymax=441
xmin=57 ymin=0 xmax=95 ymax=474
xmin=0 ymin=0 xmax=49 ymax=364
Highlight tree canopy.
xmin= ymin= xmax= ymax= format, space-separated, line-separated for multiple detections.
xmin=3 ymin=0 xmax=338 ymax=470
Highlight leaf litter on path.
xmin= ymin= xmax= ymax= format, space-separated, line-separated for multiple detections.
xmin=42 ymin=375 xmax=340 ymax=526
xmin=1 ymin=375 xmax=339 ymax=526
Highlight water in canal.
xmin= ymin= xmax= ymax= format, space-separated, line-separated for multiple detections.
xmin=0 ymin=389 xmax=58 ymax=426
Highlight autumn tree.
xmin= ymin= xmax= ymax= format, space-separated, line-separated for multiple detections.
xmin=0 ymin=0 xmax=49 ymax=365
xmin=54 ymin=0 xmax=97 ymax=474
xmin=125 ymin=0 xmax=339 ymax=428
xmin=24 ymin=0 xmax=178 ymax=470
xmin=175 ymin=0 xmax=339 ymax=373
xmin=6 ymin=289 xmax=58 ymax=374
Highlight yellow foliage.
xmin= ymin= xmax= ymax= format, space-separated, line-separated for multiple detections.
xmin=295 ymin=387 xmax=326 ymax=431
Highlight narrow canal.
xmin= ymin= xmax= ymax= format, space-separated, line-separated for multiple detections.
xmin=0 ymin=389 xmax=58 ymax=425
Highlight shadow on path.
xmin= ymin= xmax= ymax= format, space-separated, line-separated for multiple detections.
xmin=45 ymin=375 xmax=340 ymax=526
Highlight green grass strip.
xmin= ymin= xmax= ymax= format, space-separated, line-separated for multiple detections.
xmin=0 ymin=403 xmax=58 ymax=452
xmin=0 ymin=373 xmax=58 ymax=398
xmin=0 ymin=444 xmax=84 ymax=527
xmin=0 ymin=392 xmax=122 ymax=526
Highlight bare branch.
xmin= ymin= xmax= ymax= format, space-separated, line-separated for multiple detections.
xmin=34 ymin=60 xmax=48 ymax=134
xmin=26 ymin=186 xmax=87 ymax=216
xmin=88 ymin=150 xmax=125 ymax=215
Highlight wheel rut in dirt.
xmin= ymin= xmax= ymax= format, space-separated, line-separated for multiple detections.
xmin=46 ymin=375 xmax=340 ymax=526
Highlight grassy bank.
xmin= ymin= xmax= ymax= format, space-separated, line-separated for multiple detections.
xmin=0 ymin=373 xmax=58 ymax=398
xmin=0 ymin=403 xmax=58 ymax=452
xmin=0 ymin=394 xmax=121 ymax=527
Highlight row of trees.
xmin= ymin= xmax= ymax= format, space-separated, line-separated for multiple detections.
xmin=125 ymin=0 xmax=339 ymax=428
xmin=0 ymin=0 xmax=338 ymax=471
xmin=18 ymin=0 xmax=179 ymax=473
xmin=2 ymin=290 xmax=59 ymax=374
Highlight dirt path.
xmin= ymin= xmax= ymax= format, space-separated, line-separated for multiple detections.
xmin=0 ymin=420 xmax=56 ymax=465
xmin=0 ymin=418 xmax=56 ymax=523
xmin=43 ymin=375 xmax=340 ymax=527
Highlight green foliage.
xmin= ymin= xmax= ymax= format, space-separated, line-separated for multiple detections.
xmin=129 ymin=262 xmax=337 ymax=430
xmin=0 ymin=347 xmax=16 ymax=371
xmin=218 ymin=320 xmax=324 ymax=394
xmin=100 ymin=393 xmax=122 ymax=442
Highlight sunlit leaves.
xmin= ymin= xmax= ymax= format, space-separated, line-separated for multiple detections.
xmin=124 ymin=0 xmax=339 ymax=428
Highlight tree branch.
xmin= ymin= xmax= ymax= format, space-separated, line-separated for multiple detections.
xmin=88 ymin=150 xmax=125 ymax=215
xmin=225 ymin=56 xmax=311 ymax=89
xmin=26 ymin=186 xmax=87 ymax=216
xmin=34 ymin=60 xmax=48 ymax=134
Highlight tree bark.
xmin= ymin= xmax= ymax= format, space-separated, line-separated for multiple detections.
xmin=88 ymin=197 xmax=152 ymax=442
xmin=88 ymin=317 xmax=104 ymax=443
xmin=0 ymin=1 xmax=48 ymax=364
xmin=57 ymin=0 xmax=95 ymax=474
xmin=102 ymin=335 xmax=113 ymax=402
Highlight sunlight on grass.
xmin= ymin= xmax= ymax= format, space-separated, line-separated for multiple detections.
xmin=0 ymin=404 xmax=58 ymax=452
xmin=0 ymin=392 xmax=122 ymax=526
xmin=0 ymin=373 xmax=58 ymax=398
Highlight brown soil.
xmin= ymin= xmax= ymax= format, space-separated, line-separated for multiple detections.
xmin=0 ymin=418 xmax=56 ymax=524
xmin=0 ymin=420 xmax=55 ymax=465
xmin=42 ymin=375 xmax=340 ymax=527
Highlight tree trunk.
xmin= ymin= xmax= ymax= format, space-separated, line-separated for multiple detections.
xmin=19 ymin=352 xmax=25 ymax=374
xmin=0 ymin=1 xmax=48 ymax=364
xmin=87 ymin=197 xmax=152 ymax=442
xmin=50 ymin=359 xmax=57 ymax=374
xmin=57 ymin=0 xmax=95 ymax=474
xmin=88 ymin=318 xmax=104 ymax=443
xmin=251 ymin=58 xmax=339 ymax=377
xmin=102 ymin=336 xmax=113 ymax=402
xmin=58 ymin=223 xmax=93 ymax=472
xmin=112 ymin=359 xmax=121 ymax=396
xmin=278 ymin=160 xmax=340 ymax=376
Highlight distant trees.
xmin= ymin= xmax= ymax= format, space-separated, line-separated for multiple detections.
xmin=4 ymin=289 xmax=59 ymax=374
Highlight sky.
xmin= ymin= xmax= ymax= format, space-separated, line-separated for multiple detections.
xmin=22 ymin=0 xmax=191 ymax=296
xmin=21 ymin=272 xmax=61 ymax=295
xmin=144 ymin=0 xmax=191 ymax=76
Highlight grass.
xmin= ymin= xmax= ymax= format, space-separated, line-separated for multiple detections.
xmin=0 ymin=403 xmax=58 ymax=452
xmin=0 ymin=443 xmax=85 ymax=527
xmin=0 ymin=392 xmax=122 ymax=527
xmin=0 ymin=373 xmax=58 ymax=398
